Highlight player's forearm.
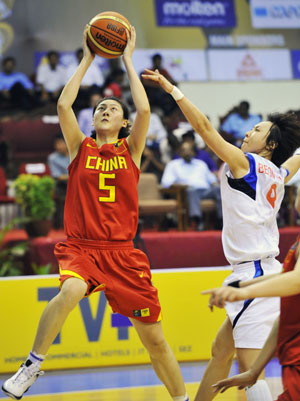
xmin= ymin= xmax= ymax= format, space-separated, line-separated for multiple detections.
xmin=248 ymin=318 xmax=279 ymax=379
xmin=124 ymin=58 xmax=150 ymax=115
xmin=243 ymin=270 xmax=300 ymax=298
xmin=58 ymin=57 xmax=93 ymax=108
xmin=239 ymin=273 xmax=281 ymax=288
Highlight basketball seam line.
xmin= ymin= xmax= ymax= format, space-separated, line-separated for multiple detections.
xmin=89 ymin=24 xmax=127 ymax=43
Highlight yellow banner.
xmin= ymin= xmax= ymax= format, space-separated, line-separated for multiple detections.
xmin=0 ymin=268 xmax=230 ymax=373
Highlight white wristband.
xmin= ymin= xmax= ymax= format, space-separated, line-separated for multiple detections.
xmin=170 ymin=86 xmax=184 ymax=101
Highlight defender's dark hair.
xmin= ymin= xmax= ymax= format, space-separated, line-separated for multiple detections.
xmin=91 ymin=96 xmax=131 ymax=140
xmin=267 ymin=113 xmax=300 ymax=167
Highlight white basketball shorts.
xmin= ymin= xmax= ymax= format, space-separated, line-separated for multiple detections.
xmin=223 ymin=257 xmax=281 ymax=349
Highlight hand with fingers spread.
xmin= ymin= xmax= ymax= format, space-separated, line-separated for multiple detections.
xmin=141 ymin=69 xmax=174 ymax=94
xmin=212 ymin=370 xmax=258 ymax=394
xmin=202 ymin=286 xmax=249 ymax=310
xmin=123 ymin=26 xmax=136 ymax=61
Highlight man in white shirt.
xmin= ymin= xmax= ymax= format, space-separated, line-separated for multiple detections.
xmin=161 ymin=141 xmax=222 ymax=230
xmin=36 ymin=51 xmax=66 ymax=102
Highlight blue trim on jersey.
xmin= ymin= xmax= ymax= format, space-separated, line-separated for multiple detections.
xmin=243 ymin=153 xmax=257 ymax=191
xmin=227 ymin=153 xmax=257 ymax=200
xmin=232 ymin=260 xmax=264 ymax=329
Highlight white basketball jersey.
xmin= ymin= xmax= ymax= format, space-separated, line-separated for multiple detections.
xmin=221 ymin=153 xmax=288 ymax=265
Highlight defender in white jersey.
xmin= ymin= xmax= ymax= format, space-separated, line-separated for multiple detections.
xmin=142 ymin=69 xmax=300 ymax=401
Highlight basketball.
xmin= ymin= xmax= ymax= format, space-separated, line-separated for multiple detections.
xmin=87 ymin=11 xmax=131 ymax=59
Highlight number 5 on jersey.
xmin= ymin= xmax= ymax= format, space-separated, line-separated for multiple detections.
xmin=99 ymin=173 xmax=115 ymax=202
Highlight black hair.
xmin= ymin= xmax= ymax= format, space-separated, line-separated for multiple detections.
xmin=239 ymin=101 xmax=250 ymax=110
xmin=266 ymin=113 xmax=300 ymax=167
xmin=2 ymin=56 xmax=15 ymax=66
xmin=91 ymin=96 xmax=131 ymax=140
xmin=47 ymin=50 xmax=59 ymax=59
xmin=152 ymin=53 xmax=162 ymax=62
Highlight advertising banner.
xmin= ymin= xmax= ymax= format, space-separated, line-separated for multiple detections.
xmin=208 ymin=49 xmax=292 ymax=81
xmin=155 ymin=0 xmax=236 ymax=27
xmin=0 ymin=269 xmax=229 ymax=373
xmin=250 ymin=0 xmax=300 ymax=29
xmin=291 ymin=50 xmax=300 ymax=79
xmin=132 ymin=49 xmax=207 ymax=81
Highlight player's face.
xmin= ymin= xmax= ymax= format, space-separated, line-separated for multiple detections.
xmin=93 ymin=100 xmax=127 ymax=134
xmin=241 ymin=121 xmax=273 ymax=154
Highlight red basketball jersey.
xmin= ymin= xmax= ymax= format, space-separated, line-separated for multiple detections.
xmin=64 ymin=137 xmax=140 ymax=240
xmin=277 ymin=235 xmax=300 ymax=366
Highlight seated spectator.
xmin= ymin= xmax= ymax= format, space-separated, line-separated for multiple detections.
xmin=65 ymin=47 xmax=104 ymax=109
xmin=178 ymin=131 xmax=218 ymax=172
xmin=141 ymin=53 xmax=178 ymax=116
xmin=36 ymin=50 xmax=65 ymax=102
xmin=141 ymin=146 xmax=165 ymax=181
xmin=220 ymin=101 xmax=262 ymax=146
xmin=130 ymin=109 xmax=167 ymax=150
xmin=0 ymin=56 xmax=38 ymax=111
xmin=102 ymin=68 xmax=125 ymax=98
xmin=161 ymin=141 xmax=222 ymax=230
xmin=78 ymin=91 xmax=102 ymax=137
xmin=47 ymin=134 xmax=69 ymax=192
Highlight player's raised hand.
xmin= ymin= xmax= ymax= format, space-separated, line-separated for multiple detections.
xmin=83 ymin=25 xmax=95 ymax=61
xmin=212 ymin=370 xmax=258 ymax=394
xmin=123 ymin=26 xmax=136 ymax=60
xmin=142 ymin=69 xmax=174 ymax=94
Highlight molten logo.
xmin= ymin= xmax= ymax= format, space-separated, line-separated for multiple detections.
xmin=95 ymin=32 xmax=126 ymax=51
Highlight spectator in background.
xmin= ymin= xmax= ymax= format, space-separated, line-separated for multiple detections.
xmin=65 ymin=47 xmax=104 ymax=109
xmin=0 ymin=56 xmax=38 ymax=111
xmin=130 ymin=108 xmax=167 ymax=150
xmin=102 ymin=68 xmax=125 ymax=98
xmin=48 ymin=134 xmax=69 ymax=189
xmin=161 ymin=141 xmax=222 ymax=231
xmin=140 ymin=146 xmax=165 ymax=181
xmin=220 ymin=101 xmax=262 ymax=146
xmin=78 ymin=91 xmax=102 ymax=137
xmin=36 ymin=50 xmax=65 ymax=102
xmin=142 ymin=53 xmax=178 ymax=116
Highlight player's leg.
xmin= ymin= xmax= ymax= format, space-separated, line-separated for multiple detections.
xmin=194 ymin=317 xmax=235 ymax=401
xmin=130 ymin=318 xmax=188 ymax=401
xmin=236 ymin=348 xmax=272 ymax=401
xmin=2 ymin=278 xmax=87 ymax=400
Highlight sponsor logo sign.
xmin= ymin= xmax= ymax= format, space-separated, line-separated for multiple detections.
xmin=208 ymin=49 xmax=292 ymax=81
xmin=155 ymin=0 xmax=236 ymax=27
xmin=250 ymin=0 xmax=300 ymax=29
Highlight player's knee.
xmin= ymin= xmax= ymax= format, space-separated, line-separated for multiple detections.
xmin=145 ymin=336 xmax=169 ymax=359
xmin=58 ymin=280 xmax=86 ymax=309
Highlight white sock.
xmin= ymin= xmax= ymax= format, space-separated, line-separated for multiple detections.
xmin=245 ymin=380 xmax=273 ymax=401
xmin=27 ymin=350 xmax=45 ymax=369
xmin=173 ymin=393 xmax=189 ymax=401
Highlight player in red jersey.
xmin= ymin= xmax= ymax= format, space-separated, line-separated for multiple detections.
xmin=202 ymin=235 xmax=300 ymax=400
xmin=2 ymin=26 xmax=189 ymax=401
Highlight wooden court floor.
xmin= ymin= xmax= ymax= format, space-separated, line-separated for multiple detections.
xmin=0 ymin=360 xmax=283 ymax=401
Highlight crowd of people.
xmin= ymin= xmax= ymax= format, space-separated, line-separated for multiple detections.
xmin=1 ymin=49 xmax=300 ymax=231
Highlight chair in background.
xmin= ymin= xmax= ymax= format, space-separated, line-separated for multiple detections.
xmin=138 ymin=173 xmax=187 ymax=231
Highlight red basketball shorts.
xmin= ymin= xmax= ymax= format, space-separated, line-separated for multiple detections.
xmin=276 ymin=365 xmax=300 ymax=401
xmin=54 ymin=238 xmax=161 ymax=323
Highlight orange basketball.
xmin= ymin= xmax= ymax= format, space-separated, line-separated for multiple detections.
xmin=87 ymin=11 xmax=131 ymax=59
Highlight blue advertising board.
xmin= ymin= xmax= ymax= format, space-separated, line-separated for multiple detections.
xmin=291 ymin=50 xmax=300 ymax=79
xmin=155 ymin=0 xmax=236 ymax=27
